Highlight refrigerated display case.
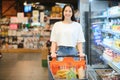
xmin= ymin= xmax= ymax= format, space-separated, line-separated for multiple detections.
xmin=84 ymin=1 xmax=120 ymax=80
xmin=90 ymin=5 xmax=120 ymax=72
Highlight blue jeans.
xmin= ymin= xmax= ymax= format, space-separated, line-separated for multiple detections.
xmin=57 ymin=46 xmax=78 ymax=61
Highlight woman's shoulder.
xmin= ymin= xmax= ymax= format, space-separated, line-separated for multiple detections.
xmin=73 ymin=22 xmax=82 ymax=26
xmin=52 ymin=21 xmax=62 ymax=28
xmin=54 ymin=21 xmax=62 ymax=25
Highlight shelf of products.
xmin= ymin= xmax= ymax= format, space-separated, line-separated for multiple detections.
xmin=100 ymin=43 xmax=120 ymax=54
xmin=0 ymin=5 xmax=64 ymax=53
xmin=95 ymin=68 xmax=120 ymax=80
xmin=0 ymin=18 xmax=51 ymax=53
xmin=91 ymin=5 xmax=120 ymax=74
xmin=101 ymin=29 xmax=120 ymax=35
xmin=91 ymin=15 xmax=107 ymax=19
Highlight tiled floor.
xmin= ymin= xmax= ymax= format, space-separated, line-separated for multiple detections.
xmin=0 ymin=53 xmax=48 ymax=80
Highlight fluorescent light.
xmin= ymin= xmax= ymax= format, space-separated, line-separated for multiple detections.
xmin=35 ymin=2 xmax=40 ymax=4
xmin=89 ymin=0 xmax=93 ymax=2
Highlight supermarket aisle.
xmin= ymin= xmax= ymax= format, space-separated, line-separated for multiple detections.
xmin=0 ymin=53 xmax=48 ymax=80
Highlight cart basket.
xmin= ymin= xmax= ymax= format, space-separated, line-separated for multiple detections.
xmin=47 ymin=55 xmax=88 ymax=80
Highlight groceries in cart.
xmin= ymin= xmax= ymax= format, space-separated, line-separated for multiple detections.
xmin=49 ymin=56 xmax=87 ymax=80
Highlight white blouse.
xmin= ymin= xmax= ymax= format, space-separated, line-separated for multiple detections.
xmin=50 ymin=21 xmax=85 ymax=47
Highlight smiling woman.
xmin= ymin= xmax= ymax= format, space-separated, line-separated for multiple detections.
xmin=50 ymin=4 xmax=85 ymax=58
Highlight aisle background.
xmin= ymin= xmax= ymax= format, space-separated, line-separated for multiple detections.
xmin=0 ymin=53 xmax=48 ymax=80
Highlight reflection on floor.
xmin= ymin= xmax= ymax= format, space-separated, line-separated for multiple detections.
xmin=0 ymin=53 xmax=48 ymax=80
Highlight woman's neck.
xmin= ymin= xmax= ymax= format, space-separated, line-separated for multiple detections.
xmin=63 ymin=19 xmax=72 ymax=24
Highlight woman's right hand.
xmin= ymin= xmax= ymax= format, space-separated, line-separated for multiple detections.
xmin=51 ymin=52 xmax=57 ymax=57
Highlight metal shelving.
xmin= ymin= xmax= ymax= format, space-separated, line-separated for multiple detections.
xmin=101 ymin=29 xmax=120 ymax=35
xmin=91 ymin=15 xmax=107 ymax=19
xmin=91 ymin=12 xmax=120 ymax=74
xmin=100 ymin=43 xmax=120 ymax=54
xmin=108 ymin=62 xmax=120 ymax=73
xmin=102 ymin=54 xmax=120 ymax=73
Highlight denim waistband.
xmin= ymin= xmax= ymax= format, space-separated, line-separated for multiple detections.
xmin=58 ymin=46 xmax=74 ymax=49
xmin=57 ymin=46 xmax=77 ymax=55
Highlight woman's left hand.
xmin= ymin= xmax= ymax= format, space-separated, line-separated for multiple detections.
xmin=79 ymin=53 xmax=85 ymax=58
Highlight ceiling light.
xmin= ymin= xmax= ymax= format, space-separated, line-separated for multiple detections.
xmin=24 ymin=1 xmax=27 ymax=5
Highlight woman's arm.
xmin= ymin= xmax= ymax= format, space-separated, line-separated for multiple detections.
xmin=77 ymin=42 xmax=85 ymax=57
xmin=50 ymin=41 xmax=57 ymax=57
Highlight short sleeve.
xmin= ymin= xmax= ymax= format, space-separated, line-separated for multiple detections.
xmin=50 ymin=23 xmax=57 ymax=42
xmin=77 ymin=24 xmax=85 ymax=42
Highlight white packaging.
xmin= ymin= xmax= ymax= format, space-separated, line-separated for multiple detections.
xmin=10 ymin=17 xmax=19 ymax=23
xmin=17 ymin=12 xmax=24 ymax=18
xmin=8 ymin=30 xmax=12 ymax=36
xmin=40 ymin=12 xmax=44 ymax=23
xmin=32 ymin=10 xmax=39 ymax=17
xmin=32 ymin=17 xmax=39 ymax=22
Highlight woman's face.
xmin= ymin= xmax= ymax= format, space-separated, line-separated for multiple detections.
xmin=63 ymin=6 xmax=73 ymax=20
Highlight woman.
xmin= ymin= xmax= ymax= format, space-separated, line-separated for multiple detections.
xmin=50 ymin=4 xmax=85 ymax=58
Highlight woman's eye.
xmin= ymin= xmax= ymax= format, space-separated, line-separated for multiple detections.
xmin=65 ymin=10 xmax=68 ymax=12
xmin=65 ymin=10 xmax=72 ymax=13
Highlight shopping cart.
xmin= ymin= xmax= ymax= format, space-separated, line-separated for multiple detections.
xmin=47 ymin=55 xmax=88 ymax=80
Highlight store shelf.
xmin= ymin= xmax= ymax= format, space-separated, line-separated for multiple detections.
xmin=108 ymin=14 xmax=120 ymax=18
xmin=91 ymin=15 xmax=107 ymax=19
xmin=50 ymin=17 xmax=61 ymax=19
xmin=50 ymin=18 xmax=61 ymax=24
xmin=0 ymin=22 xmax=9 ymax=24
xmin=91 ymin=14 xmax=120 ymax=19
xmin=92 ymin=22 xmax=105 ymax=25
xmin=1 ymin=48 xmax=41 ymax=53
xmin=0 ymin=35 xmax=40 ymax=37
xmin=108 ymin=62 xmax=120 ymax=73
xmin=101 ymin=29 xmax=120 ymax=35
xmin=100 ymin=43 xmax=120 ymax=54
xmin=102 ymin=54 xmax=120 ymax=73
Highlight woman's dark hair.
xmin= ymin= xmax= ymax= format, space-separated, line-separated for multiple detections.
xmin=61 ymin=4 xmax=76 ymax=21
